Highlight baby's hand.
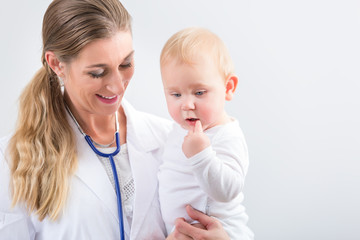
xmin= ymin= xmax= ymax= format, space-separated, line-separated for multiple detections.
xmin=182 ymin=120 xmax=211 ymax=158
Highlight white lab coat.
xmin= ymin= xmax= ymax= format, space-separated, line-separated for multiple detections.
xmin=0 ymin=99 xmax=172 ymax=240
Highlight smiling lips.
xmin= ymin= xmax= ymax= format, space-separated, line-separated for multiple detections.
xmin=96 ymin=94 xmax=118 ymax=104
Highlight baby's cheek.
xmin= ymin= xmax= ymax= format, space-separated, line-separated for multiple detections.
xmin=200 ymin=105 xmax=215 ymax=121
xmin=169 ymin=109 xmax=182 ymax=125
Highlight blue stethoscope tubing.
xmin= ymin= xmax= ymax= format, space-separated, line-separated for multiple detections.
xmin=65 ymin=104 xmax=125 ymax=239
xmin=85 ymin=132 xmax=125 ymax=240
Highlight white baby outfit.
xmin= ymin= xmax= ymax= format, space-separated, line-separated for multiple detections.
xmin=158 ymin=119 xmax=254 ymax=239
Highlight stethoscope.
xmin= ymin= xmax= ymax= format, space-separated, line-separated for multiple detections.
xmin=65 ymin=104 xmax=125 ymax=240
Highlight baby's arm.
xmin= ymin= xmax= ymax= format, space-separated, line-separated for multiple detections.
xmin=182 ymin=121 xmax=247 ymax=202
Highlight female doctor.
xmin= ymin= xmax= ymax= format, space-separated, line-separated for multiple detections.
xmin=0 ymin=0 xmax=230 ymax=239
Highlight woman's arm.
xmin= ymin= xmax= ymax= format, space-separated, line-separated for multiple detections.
xmin=166 ymin=205 xmax=230 ymax=240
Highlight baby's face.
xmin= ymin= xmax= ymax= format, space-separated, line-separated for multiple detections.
xmin=161 ymin=55 xmax=230 ymax=131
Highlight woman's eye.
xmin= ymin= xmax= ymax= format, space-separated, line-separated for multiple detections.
xmin=120 ymin=62 xmax=133 ymax=69
xmin=195 ymin=91 xmax=206 ymax=96
xmin=89 ymin=71 xmax=105 ymax=78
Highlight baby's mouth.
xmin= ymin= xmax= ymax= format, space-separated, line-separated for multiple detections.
xmin=186 ymin=118 xmax=199 ymax=122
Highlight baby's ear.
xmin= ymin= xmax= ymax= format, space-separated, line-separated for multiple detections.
xmin=225 ymin=75 xmax=238 ymax=101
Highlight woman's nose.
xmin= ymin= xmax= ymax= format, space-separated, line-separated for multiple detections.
xmin=105 ymin=73 xmax=126 ymax=93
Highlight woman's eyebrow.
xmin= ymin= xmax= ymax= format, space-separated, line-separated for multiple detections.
xmin=85 ymin=50 xmax=135 ymax=68
xmin=86 ymin=64 xmax=107 ymax=69
xmin=124 ymin=50 xmax=135 ymax=61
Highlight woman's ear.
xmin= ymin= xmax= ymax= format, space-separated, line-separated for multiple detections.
xmin=45 ymin=51 xmax=64 ymax=77
xmin=225 ymin=74 xmax=238 ymax=101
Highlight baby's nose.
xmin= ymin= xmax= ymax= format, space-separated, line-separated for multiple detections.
xmin=181 ymin=97 xmax=195 ymax=110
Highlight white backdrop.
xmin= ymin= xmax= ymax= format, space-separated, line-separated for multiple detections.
xmin=1 ymin=1 xmax=359 ymax=239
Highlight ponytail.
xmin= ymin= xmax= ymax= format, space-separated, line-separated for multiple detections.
xmin=8 ymin=65 xmax=77 ymax=220
xmin=7 ymin=0 xmax=132 ymax=221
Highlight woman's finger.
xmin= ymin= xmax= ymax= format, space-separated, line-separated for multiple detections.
xmin=185 ymin=205 xmax=230 ymax=240
xmin=170 ymin=218 xmax=194 ymax=240
xmin=185 ymin=205 xmax=215 ymax=229
xmin=175 ymin=217 xmax=206 ymax=239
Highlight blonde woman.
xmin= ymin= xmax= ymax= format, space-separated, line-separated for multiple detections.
xmin=0 ymin=0 xmax=229 ymax=239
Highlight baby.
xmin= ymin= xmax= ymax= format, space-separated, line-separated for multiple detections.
xmin=158 ymin=27 xmax=254 ymax=239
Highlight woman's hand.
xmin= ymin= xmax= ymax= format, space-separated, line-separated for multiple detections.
xmin=166 ymin=205 xmax=230 ymax=240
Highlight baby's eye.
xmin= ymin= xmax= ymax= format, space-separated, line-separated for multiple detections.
xmin=171 ymin=93 xmax=181 ymax=97
xmin=195 ymin=90 xmax=206 ymax=96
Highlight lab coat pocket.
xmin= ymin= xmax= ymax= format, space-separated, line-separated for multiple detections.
xmin=0 ymin=212 xmax=32 ymax=240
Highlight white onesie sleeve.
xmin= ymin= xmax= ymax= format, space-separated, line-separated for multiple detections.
xmin=188 ymin=120 xmax=249 ymax=202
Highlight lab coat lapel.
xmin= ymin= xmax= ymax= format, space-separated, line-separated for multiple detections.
xmin=68 ymin=113 xmax=119 ymax=222
xmin=122 ymin=100 xmax=164 ymax=237
xmin=128 ymin=144 xmax=160 ymax=236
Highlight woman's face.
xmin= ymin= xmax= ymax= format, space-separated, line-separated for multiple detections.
xmin=62 ymin=31 xmax=134 ymax=116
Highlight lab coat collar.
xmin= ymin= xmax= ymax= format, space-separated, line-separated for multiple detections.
xmin=121 ymin=99 xmax=164 ymax=152
xmin=66 ymin=111 xmax=120 ymax=223
xmin=121 ymin=99 xmax=168 ymax=238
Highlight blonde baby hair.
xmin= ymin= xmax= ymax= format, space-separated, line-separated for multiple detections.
xmin=160 ymin=27 xmax=235 ymax=80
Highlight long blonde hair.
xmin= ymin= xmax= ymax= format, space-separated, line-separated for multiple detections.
xmin=8 ymin=0 xmax=132 ymax=221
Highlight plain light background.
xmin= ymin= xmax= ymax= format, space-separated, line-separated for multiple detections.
xmin=1 ymin=1 xmax=359 ymax=239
